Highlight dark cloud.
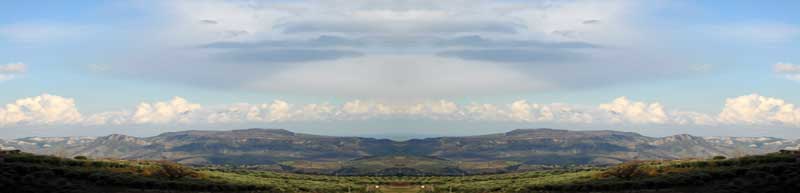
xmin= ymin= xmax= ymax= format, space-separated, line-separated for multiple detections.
xmin=222 ymin=30 xmax=249 ymax=38
xmin=551 ymin=30 xmax=579 ymax=38
xmin=582 ymin=20 xmax=601 ymax=24
xmin=200 ymin=19 xmax=218 ymax=24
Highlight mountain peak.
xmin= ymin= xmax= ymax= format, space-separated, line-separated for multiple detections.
xmin=505 ymin=128 xmax=566 ymax=135
xmin=97 ymin=134 xmax=150 ymax=146
xmin=234 ymin=128 xmax=295 ymax=135
xmin=101 ymin=134 xmax=136 ymax=140
xmin=153 ymin=128 xmax=296 ymax=140
xmin=504 ymin=128 xmax=643 ymax=139
xmin=665 ymin=134 xmax=702 ymax=140
xmin=648 ymin=134 xmax=706 ymax=146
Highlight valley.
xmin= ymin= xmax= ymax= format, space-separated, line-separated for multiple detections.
xmin=2 ymin=149 xmax=798 ymax=193
xmin=2 ymin=128 xmax=798 ymax=176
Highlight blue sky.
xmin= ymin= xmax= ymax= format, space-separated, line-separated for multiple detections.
xmin=2 ymin=0 xmax=800 ymax=139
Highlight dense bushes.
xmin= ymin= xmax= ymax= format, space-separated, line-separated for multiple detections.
xmin=154 ymin=161 xmax=199 ymax=179
xmin=518 ymin=152 xmax=800 ymax=193
xmin=0 ymin=153 xmax=282 ymax=193
xmin=1 ymin=151 xmax=798 ymax=193
xmin=598 ymin=161 xmax=648 ymax=179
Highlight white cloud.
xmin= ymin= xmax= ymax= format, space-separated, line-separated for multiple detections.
xmin=97 ymin=94 xmax=800 ymax=128
xmin=293 ymin=103 xmax=337 ymax=121
xmin=405 ymin=100 xmax=462 ymax=120
xmin=131 ymin=97 xmax=202 ymax=124
xmin=0 ymin=63 xmax=27 ymax=82
xmin=0 ymin=94 xmax=82 ymax=126
xmin=599 ymin=97 xmax=669 ymax=124
xmin=671 ymin=111 xmax=717 ymax=126
xmin=84 ymin=111 xmax=131 ymax=126
xmin=509 ymin=100 xmax=593 ymax=123
xmin=775 ymin=62 xmax=800 ymax=81
xmin=463 ymin=103 xmax=508 ymax=121
xmin=4 ymin=93 xmax=800 ymax=131
xmin=335 ymin=100 xmax=404 ymax=119
xmin=718 ymin=94 xmax=800 ymax=126
xmin=0 ymin=63 xmax=26 ymax=73
xmin=207 ymin=100 xmax=337 ymax=123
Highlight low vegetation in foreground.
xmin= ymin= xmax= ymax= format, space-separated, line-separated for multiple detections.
xmin=1 ymin=150 xmax=798 ymax=193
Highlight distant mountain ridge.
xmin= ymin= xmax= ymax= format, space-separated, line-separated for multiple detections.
xmin=2 ymin=128 xmax=798 ymax=175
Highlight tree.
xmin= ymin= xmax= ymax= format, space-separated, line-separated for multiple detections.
xmin=74 ymin=156 xmax=88 ymax=160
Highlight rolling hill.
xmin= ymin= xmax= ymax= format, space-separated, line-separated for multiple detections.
xmin=2 ymin=128 xmax=798 ymax=175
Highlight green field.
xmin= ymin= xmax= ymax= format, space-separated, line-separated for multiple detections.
xmin=1 ymin=150 xmax=799 ymax=193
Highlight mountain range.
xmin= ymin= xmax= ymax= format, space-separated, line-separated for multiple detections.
xmin=2 ymin=128 xmax=798 ymax=175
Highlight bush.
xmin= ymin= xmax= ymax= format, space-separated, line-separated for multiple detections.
xmin=602 ymin=161 xmax=647 ymax=180
xmin=712 ymin=155 xmax=727 ymax=160
xmin=156 ymin=161 xmax=196 ymax=180
xmin=73 ymin=156 xmax=88 ymax=160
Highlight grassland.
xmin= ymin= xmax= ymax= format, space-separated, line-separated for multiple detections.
xmin=1 ymin=150 xmax=798 ymax=193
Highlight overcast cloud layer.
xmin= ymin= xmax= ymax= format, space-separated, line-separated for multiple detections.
xmin=90 ymin=0 xmax=703 ymax=98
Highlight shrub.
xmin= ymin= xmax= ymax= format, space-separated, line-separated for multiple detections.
xmin=73 ymin=156 xmax=88 ymax=160
xmin=602 ymin=161 xmax=647 ymax=180
xmin=155 ymin=161 xmax=196 ymax=180
xmin=712 ymin=155 xmax=727 ymax=160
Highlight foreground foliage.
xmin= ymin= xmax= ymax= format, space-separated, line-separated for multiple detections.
xmin=1 ymin=150 xmax=798 ymax=193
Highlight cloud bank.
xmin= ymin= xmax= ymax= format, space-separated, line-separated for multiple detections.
xmin=3 ymin=93 xmax=799 ymax=130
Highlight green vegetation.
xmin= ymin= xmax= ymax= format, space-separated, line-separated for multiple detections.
xmin=1 ymin=150 xmax=798 ymax=193
xmin=0 ymin=152 xmax=353 ymax=193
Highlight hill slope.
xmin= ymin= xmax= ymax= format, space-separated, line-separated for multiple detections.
xmin=2 ymin=128 xmax=798 ymax=175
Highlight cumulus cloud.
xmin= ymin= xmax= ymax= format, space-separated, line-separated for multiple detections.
xmin=83 ymin=97 xmax=205 ymax=126
xmin=207 ymin=100 xmax=298 ymax=123
xmin=84 ymin=111 xmax=131 ymax=126
xmin=775 ymin=62 xmax=800 ymax=81
xmin=4 ymin=94 xmax=800 ymax=130
xmin=0 ymin=94 xmax=82 ymax=126
xmin=0 ymin=63 xmax=27 ymax=82
xmin=131 ymin=97 xmax=202 ymax=124
xmin=719 ymin=94 xmax=800 ymax=126
xmin=671 ymin=111 xmax=717 ymax=126
xmin=599 ymin=97 xmax=669 ymax=124
xmin=595 ymin=97 xmax=725 ymax=126
xmin=508 ymin=100 xmax=593 ymax=123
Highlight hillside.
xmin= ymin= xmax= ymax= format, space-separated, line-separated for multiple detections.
xmin=2 ymin=128 xmax=798 ymax=175
xmin=2 ymin=150 xmax=798 ymax=193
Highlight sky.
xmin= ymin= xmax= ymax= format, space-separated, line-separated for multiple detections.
xmin=1 ymin=0 xmax=800 ymax=139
